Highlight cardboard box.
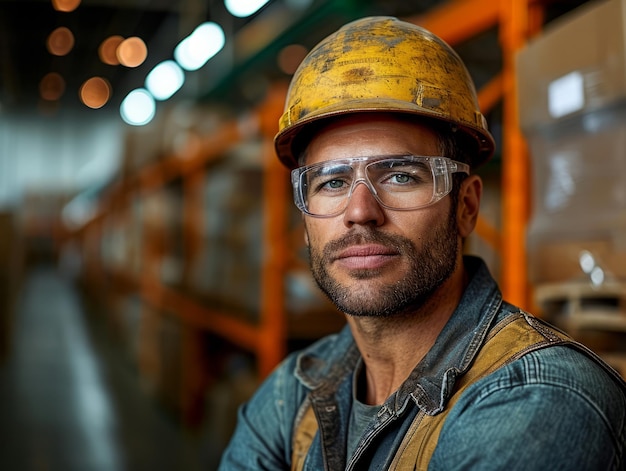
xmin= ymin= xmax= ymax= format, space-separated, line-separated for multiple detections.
xmin=516 ymin=0 xmax=626 ymax=131
xmin=518 ymin=0 xmax=626 ymax=285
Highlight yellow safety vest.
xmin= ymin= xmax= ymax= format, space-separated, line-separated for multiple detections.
xmin=291 ymin=313 xmax=575 ymax=471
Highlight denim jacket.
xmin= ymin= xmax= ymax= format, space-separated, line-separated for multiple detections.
xmin=219 ymin=256 xmax=626 ymax=470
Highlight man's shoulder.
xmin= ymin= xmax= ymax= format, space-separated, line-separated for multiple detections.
xmin=480 ymin=311 xmax=625 ymax=398
xmin=467 ymin=339 xmax=626 ymax=420
xmin=433 ymin=341 xmax=626 ymax=470
xmin=501 ymin=341 xmax=622 ymax=385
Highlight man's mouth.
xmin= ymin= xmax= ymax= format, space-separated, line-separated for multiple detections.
xmin=333 ymin=244 xmax=398 ymax=270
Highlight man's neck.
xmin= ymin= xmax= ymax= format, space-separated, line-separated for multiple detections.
xmin=347 ymin=267 xmax=467 ymax=406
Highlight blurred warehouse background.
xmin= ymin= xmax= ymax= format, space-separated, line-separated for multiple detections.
xmin=1 ymin=0 xmax=625 ymax=469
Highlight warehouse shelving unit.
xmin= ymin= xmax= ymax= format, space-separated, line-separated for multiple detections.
xmin=71 ymin=83 xmax=345 ymax=424
xmin=67 ymin=0 xmax=583 ymax=424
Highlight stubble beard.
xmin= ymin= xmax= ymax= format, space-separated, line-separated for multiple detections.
xmin=307 ymin=207 xmax=459 ymax=318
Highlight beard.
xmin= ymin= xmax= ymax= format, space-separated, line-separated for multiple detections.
xmin=306 ymin=206 xmax=459 ymax=318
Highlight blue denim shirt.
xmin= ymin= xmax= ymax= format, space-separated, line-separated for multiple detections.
xmin=219 ymin=257 xmax=626 ymax=470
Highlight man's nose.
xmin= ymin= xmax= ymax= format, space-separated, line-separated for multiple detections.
xmin=342 ymin=180 xmax=385 ymax=227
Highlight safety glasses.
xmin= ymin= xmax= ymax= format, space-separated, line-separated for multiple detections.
xmin=291 ymin=155 xmax=469 ymax=217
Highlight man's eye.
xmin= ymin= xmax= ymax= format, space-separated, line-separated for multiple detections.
xmin=390 ymin=173 xmax=412 ymax=184
xmin=381 ymin=172 xmax=421 ymax=186
xmin=326 ymin=179 xmax=345 ymax=189
xmin=307 ymin=175 xmax=348 ymax=194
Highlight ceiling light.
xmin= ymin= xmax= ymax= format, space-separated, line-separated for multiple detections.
xmin=174 ymin=22 xmax=225 ymax=71
xmin=47 ymin=27 xmax=74 ymax=56
xmin=277 ymin=44 xmax=308 ymax=75
xmin=79 ymin=77 xmax=111 ymax=109
xmin=120 ymin=89 xmax=155 ymax=126
xmin=225 ymin=0 xmax=271 ymax=17
xmin=117 ymin=37 xmax=148 ymax=68
xmin=51 ymin=0 xmax=81 ymax=12
xmin=98 ymin=35 xmax=124 ymax=66
xmin=39 ymin=73 xmax=66 ymax=101
xmin=146 ymin=60 xmax=185 ymax=101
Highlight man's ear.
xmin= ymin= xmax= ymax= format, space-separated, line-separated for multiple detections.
xmin=457 ymin=175 xmax=482 ymax=238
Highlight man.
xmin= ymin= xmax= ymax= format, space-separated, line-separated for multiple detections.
xmin=219 ymin=16 xmax=626 ymax=470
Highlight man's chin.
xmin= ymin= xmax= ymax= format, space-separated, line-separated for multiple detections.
xmin=320 ymin=281 xmax=395 ymax=314
xmin=329 ymin=262 xmax=405 ymax=282
xmin=329 ymin=295 xmax=410 ymax=318
xmin=326 ymin=270 xmax=404 ymax=290
xmin=344 ymin=268 xmax=384 ymax=281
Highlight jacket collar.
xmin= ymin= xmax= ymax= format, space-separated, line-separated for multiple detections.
xmin=295 ymin=256 xmax=503 ymax=414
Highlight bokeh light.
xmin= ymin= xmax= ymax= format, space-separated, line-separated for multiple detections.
xmin=120 ymin=89 xmax=155 ymax=126
xmin=174 ymin=22 xmax=225 ymax=71
xmin=51 ymin=0 xmax=81 ymax=12
xmin=47 ymin=27 xmax=75 ymax=56
xmin=79 ymin=77 xmax=111 ymax=109
xmin=145 ymin=60 xmax=185 ymax=100
xmin=117 ymin=37 xmax=147 ymax=68
xmin=225 ymin=0 xmax=270 ymax=17
xmin=99 ymin=35 xmax=124 ymax=65
xmin=277 ymin=44 xmax=308 ymax=75
xmin=39 ymin=72 xmax=66 ymax=101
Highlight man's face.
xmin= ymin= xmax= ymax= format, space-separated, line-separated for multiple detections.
xmin=302 ymin=114 xmax=461 ymax=318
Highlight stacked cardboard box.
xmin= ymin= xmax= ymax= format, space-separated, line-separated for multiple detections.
xmin=518 ymin=0 xmax=626 ymax=285
xmin=517 ymin=0 xmax=626 ymax=374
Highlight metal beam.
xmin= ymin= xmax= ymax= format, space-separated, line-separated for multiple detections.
xmin=404 ymin=0 xmax=500 ymax=45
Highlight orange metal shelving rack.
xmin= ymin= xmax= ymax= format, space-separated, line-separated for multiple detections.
xmin=68 ymin=0 xmax=561 ymax=424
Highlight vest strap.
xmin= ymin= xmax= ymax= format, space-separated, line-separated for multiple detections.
xmin=291 ymin=312 xmax=573 ymax=471
xmin=389 ymin=312 xmax=571 ymax=470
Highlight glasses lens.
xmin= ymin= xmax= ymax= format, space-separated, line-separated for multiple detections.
xmin=365 ymin=158 xmax=435 ymax=209
xmin=301 ymin=161 xmax=354 ymax=216
xmin=295 ymin=156 xmax=458 ymax=216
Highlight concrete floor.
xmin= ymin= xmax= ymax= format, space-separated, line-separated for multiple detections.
xmin=0 ymin=265 xmax=216 ymax=471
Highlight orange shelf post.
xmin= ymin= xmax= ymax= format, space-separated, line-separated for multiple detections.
xmin=257 ymin=84 xmax=290 ymax=378
xmin=408 ymin=0 xmax=500 ymax=45
xmin=499 ymin=0 xmax=531 ymax=308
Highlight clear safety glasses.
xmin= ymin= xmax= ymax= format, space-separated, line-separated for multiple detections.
xmin=291 ymin=155 xmax=470 ymax=218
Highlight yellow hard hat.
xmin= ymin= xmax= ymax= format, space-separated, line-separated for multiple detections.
xmin=275 ymin=16 xmax=495 ymax=169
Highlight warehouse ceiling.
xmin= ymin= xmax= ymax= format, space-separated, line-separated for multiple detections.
xmin=1 ymin=0 xmax=211 ymax=112
xmin=0 ymin=0 xmax=589 ymax=116
xmin=0 ymin=0 xmax=435 ymax=114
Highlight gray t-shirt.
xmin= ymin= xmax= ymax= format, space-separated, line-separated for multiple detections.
xmin=347 ymin=362 xmax=381 ymax=459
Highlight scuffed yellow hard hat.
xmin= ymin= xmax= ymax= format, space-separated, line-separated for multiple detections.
xmin=275 ymin=16 xmax=495 ymax=169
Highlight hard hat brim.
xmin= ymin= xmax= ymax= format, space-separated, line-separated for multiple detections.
xmin=275 ymin=98 xmax=495 ymax=170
